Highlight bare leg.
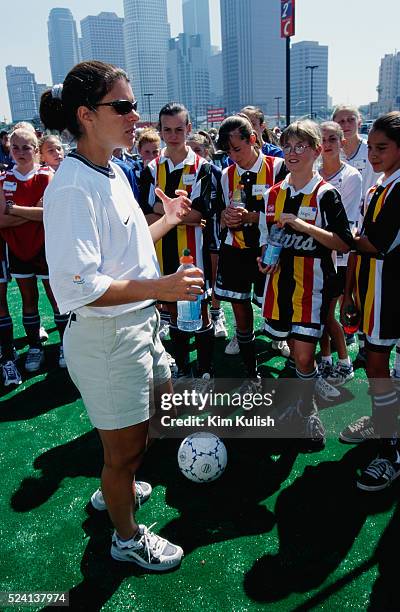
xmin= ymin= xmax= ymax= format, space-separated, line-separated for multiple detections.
xmin=98 ymin=420 xmax=148 ymax=540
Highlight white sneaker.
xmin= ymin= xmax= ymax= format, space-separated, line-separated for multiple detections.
xmin=25 ymin=347 xmax=44 ymax=372
xmin=39 ymin=327 xmax=48 ymax=342
xmin=58 ymin=345 xmax=67 ymax=368
xmin=214 ymin=313 xmax=228 ymax=338
xmin=193 ymin=372 xmax=214 ymax=395
xmin=271 ymin=340 xmax=290 ymax=358
xmin=225 ymin=335 xmax=240 ymax=355
xmin=91 ymin=481 xmax=153 ymax=511
xmin=165 ymin=352 xmax=178 ymax=377
xmin=315 ymin=375 xmax=341 ymax=401
xmin=326 ymin=362 xmax=354 ymax=386
xmin=159 ymin=320 xmax=170 ymax=341
xmin=2 ymin=360 xmax=22 ymax=387
xmin=111 ymin=524 xmax=183 ymax=570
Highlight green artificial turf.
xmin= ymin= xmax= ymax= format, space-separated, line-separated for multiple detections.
xmin=1 ymin=282 xmax=399 ymax=612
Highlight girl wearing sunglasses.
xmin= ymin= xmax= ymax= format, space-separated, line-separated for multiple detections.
xmin=40 ymin=61 xmax=202 ymax=571
xmin=258 ymin=120 xmax=353 ymax=448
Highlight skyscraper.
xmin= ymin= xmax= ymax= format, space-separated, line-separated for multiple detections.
xmin=48 ymin=8 xmax=81 ymax=85
xmin=183 ymin=0 xmax=211 ymax=56
xmin=6 ymin=66 xmax=38 ymax=122
xmin=291 ymin=41 xmax=328 ymax=120
xmin=220 ymin=0 xmax=285 ymax=115
xmin=81 ymin=12 xmax=126 ymax=70
xmin=123 ymin=0 xmax=170 ymax=123
xmin=167 ymin=34 xmax=210 ymax=120
xmin=377 ymin=52 xmax=400 ymax=114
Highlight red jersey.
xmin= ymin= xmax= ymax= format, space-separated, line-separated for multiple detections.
xmin=0 ymin=166 xmax=52 ymax=261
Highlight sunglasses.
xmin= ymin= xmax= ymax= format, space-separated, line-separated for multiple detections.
xmin=93 ymin=99 xmax=138 ymax=115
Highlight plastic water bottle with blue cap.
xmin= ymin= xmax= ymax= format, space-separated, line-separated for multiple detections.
xmin=177 ymin=249 xmax=202 ymax=332
xmin=262 ymin=223 xmax=285 ymax=266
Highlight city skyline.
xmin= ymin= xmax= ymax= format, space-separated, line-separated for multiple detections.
xmin=0 ymin=0 xmax=399 ymax=122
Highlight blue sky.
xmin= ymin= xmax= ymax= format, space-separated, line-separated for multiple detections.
xmin=1 ymin=0 xmax=399 ymax=121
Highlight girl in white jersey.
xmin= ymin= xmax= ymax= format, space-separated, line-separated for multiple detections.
xmin=40 ymin=61 xmax=202 ymax=571
xmin=318 ymin=121 xmax=362 ymax=386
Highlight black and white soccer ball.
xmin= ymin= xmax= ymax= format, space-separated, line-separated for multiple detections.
xmin=177 ymin=432 xmax=227 ymax=483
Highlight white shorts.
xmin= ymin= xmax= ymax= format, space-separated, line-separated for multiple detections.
xmin=63 ymin=305 xmax=171 ymax=430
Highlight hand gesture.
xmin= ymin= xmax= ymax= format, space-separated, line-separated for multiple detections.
xmin=155 ymin=187 xmax=192 ymax=226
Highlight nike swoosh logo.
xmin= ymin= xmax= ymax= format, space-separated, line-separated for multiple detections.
xmin=123 ymin=217 xmax=130 ymax=225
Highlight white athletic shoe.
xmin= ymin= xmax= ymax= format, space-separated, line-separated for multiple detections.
xmin=271 ymin=340 xmax=290 ymax=358
xmin=25 ymin=348 xmax=44 ymax=373
xmin=111 ymin=524 xmax=183 ymax=570
xmin=315 ymin=375 xmax=341 ymax=401
xmin=326 ymin=362 xmax=354 ymax=386
xmin=214 ymin=312 xmax=228 ymax=338
xmin=2 ymin=360 xmax=22 ymax=387
xmin=225 ymin=335 xmax=240 ymax=355
xmin=159 ymin=320 xmax=170 ymax=341
xmin=91 ymin=481 xmax=153 ymax=511
xmin=165 ymin=352 xmax=178 ymax=377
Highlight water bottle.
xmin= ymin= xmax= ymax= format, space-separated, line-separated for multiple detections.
xmin=231 ymin=184 xmax=244 ymax=207
xmin=177 ymin=249 xmax=202 ymax=332
xmin=262 ymin=223 xmax=285 ymax=266
xmin=342 ymin=304 xmax=360 ymax=334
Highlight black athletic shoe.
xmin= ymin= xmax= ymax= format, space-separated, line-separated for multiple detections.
xmin=357 ymin=442 xmax=400 ymax=491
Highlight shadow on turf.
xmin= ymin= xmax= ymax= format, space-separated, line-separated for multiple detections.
xmin=243 ymin=441 xmax=400 ymax=607
xmin=13 ymin=433 xmax=298 ymax=611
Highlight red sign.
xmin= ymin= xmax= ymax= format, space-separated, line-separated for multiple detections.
xmin=280 ymin=0 xmax=295 ymax=38
xmin=207 ymin=107 xmax=225 ymax=123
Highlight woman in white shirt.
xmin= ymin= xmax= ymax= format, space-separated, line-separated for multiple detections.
xmin=40 ymin=61 xmax=203 ymax=571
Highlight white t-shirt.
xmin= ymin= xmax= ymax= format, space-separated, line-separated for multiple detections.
xmin=323 ymin=162 xmax=362 ymax=266
xmin=344 ymin=139 xmax=381 ymax=200
xmin=43 ymin=153 xmax=160 ymax=317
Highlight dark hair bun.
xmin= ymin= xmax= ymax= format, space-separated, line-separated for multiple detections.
xmin=40 ymin=90 xmax=67 ymax=133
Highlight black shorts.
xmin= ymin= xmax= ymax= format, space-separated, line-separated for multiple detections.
xmin=8 ymin=246 xmax=49 ymax=279
xmin=214 ymin=243 xmax=265 ymax=305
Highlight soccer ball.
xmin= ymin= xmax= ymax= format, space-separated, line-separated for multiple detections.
xmin=177 ymin=432 xmax=227 ymax=483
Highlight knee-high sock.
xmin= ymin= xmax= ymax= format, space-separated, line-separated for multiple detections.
xmin=372 ymin=390 xmax=399 ymax=439
xmin=169 ymin=324 xmax=191 ymax=373
xmin=0 ymin=315 xmax=14 ymax=361
xmin=296 ymin=367 xmax=318 ymax=416
xmin=236 ymin=329 xmax=257 ymax=378
xmin=54 ymin=313 xmax=69 ymax=341
xmin=194 ymin=322 xmax=214 ymax=375
xmin=22 ymin=312 xmax=40 ymax=348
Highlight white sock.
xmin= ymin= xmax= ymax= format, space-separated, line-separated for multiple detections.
xmin=321 ymin=355 xmax=332 ymax=364
xmin=338 ymin=357 xmax=351 ymax=366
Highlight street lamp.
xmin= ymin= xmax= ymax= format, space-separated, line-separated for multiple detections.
xmin=305 ymin=65 xmax=319 ymax=119
xmin=274 ymin=96 xmax=282 ymax=127
xmin=143 ymin=93 xmax=154 ymax=125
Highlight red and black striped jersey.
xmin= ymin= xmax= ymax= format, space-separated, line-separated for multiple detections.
xmin=261 ymin=174 xmax=353 ymax=325
xmin=219 ymin=153 xmax=286 ymax=249
xmin=355 ymin=169 xmax=400 ymax=339
xmin=139 ymin=146 xmax=214 ymax=276
xmin=0 ymin=165 xmax=52 ymax=261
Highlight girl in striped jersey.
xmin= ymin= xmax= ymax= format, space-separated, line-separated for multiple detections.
xmin=140 ymin=103 xmax=215 ymax=381
xmin=341 ymin=112 xmax=400 ymax=491
xmin=259 ymin=120 xmax=353 ymax=447
xmin=214 ymin=115 xmax=286 ymax=389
